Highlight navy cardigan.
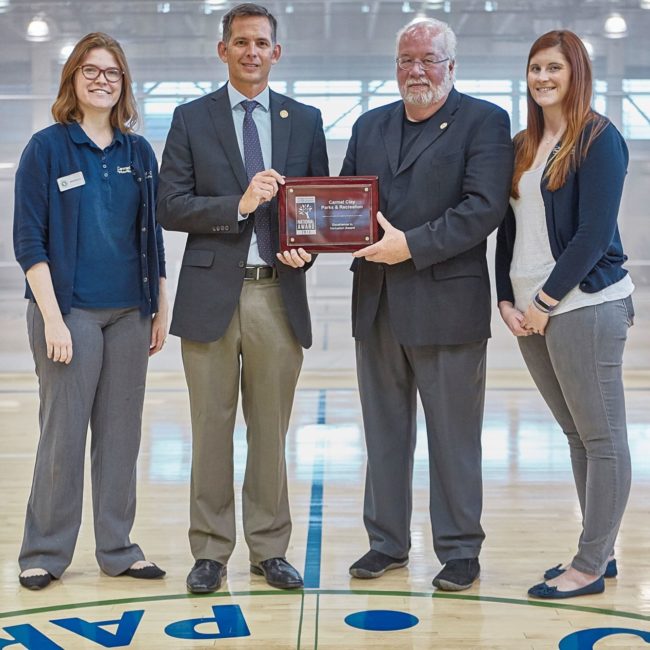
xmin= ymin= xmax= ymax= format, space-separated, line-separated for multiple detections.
xmin=13 ymin=123 xmax=166 ymax=315
xmin=496 ymin=120 xmax=629 ymax=304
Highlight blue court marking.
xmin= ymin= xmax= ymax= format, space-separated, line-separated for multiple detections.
xmin=303 ymin=390 xmax=327 ymax=589
xmin=559 ymin=627 xmax=650 ymax=649
xmin=344 ymin=609 xmax=419 ymax=632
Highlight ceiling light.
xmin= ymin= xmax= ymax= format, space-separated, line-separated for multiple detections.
xmin=484 ymin=0 xmax=497 ymax=12
xmin=603 ymin=13 xmax=627 ymax=38
xmin=285 ymin=4 xmax=294 ymax=13
xmin=157 ymin=2 xmax=171 ymax=13
xmin=443 ymin=0 xmax=451 ymax=12
xmin=640 ymin=0 xmax=650 ymax=8
xmin=361 ymin=3 xmax=370 ymax=12
xmin=0 ymin=1 xmax=10 ymax=14
xmin=402 ymin=1 xmax=413 ymax=13
xmin=203 ymin=0 xmax=227 ymax=14
xmin=26 ymin=15 xmax=50 ymax=42
xmin=59 ymin=43 xmax=75 ymax=63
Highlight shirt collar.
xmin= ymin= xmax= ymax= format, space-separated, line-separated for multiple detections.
xmin=227 ymin=82 xmax=270 ymax=112
xmin=67 ymin=121 xmax=125 ymax=148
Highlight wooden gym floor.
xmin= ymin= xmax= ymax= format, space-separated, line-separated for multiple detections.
xmin=1 ymin=283 xmax=649 ymax=648
xmin=0 ymin=370 xmax=649 ymax=649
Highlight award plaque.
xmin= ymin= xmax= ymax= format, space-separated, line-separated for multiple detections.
xmin=278 ymin=176 xmax=379 ymax=253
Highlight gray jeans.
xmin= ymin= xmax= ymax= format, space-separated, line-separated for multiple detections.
xmin=20 ymin=303 xmax=151 ymax=577
xmin=518 ymin=296 xmax=633 ymax=575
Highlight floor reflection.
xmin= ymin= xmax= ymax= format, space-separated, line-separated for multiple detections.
xmin=142 ymin=387 xmax=650 ymax=484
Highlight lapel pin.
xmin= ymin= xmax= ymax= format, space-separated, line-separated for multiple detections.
xmin=280 ymin=109 xmax=289 ymax=119
xmin=440 ymin=122 xmax=448 ymax=129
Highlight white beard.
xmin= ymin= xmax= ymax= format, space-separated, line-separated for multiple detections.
xmin=401 ymin=68 xmax=453 ymax=107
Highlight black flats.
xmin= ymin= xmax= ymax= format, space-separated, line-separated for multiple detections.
xmin=120 ymin=563 xmax=166 ymax=579
xmin=19 ymin=571 xmax=54 ymax=590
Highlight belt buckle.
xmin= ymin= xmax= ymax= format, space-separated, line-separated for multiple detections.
xmin=245 ymin=266 xmax=267 ymax=281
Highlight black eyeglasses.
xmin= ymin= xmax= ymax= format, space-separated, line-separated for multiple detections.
xmin=396 ymin=57 xmax=450 ymax=71
xmin=77 ymin=65 xmax=124 ymax=83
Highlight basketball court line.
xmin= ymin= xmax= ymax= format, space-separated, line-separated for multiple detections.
xmin=2 ymin=589 xmax=648 ymax=622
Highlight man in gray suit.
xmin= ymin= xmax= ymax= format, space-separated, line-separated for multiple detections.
xmin=343 ymin=18 xmax=513 ymax=590
xmin=157 ymin=3 xmax=328 ymax=593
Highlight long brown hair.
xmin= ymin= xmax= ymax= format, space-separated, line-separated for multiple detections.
xmin=51 ymin=32 xmax=138 ymax=133
xmin=512 ymin=30 xmax=606 ymax=198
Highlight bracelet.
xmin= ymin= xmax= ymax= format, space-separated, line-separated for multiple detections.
xmin=534 ymin=292 xmax=556 ymax=313
xmin=532 ymin=300 xmax=549 ymax=314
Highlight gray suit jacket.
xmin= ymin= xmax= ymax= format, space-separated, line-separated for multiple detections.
xmin=341 ymin=87 xmax=513 ymax=346
xmin=157 ymin=84 xmax=329 ymax=347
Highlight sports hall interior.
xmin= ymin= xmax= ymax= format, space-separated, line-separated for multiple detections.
xmin=0 ymin=1 xmax=649 ymax=648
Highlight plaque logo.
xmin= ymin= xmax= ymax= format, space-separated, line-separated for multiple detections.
xmin=295 ymin=196 xmax=317 ymax=235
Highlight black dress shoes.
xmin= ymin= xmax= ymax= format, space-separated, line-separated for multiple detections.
xmin=250 ymin=557 xmax=303 ymax=589
xmin=186 ymin=559 xmax=227 ymax=594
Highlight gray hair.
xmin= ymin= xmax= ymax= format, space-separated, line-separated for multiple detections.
xmin=395 ymin=17 xmax=457 ymax=61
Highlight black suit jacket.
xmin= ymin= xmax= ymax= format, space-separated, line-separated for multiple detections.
xmin=341 ymin=88 xmax=513 ymax=346
xmin=157 ymin=84 xmax=329 ymax=347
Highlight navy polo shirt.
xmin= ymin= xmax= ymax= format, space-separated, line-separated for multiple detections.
xmin=68 ymin=123 xmax=141 ymax=308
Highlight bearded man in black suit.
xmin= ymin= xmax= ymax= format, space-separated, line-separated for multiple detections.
xmin=343 ymin=17 xmax=513 ymax=591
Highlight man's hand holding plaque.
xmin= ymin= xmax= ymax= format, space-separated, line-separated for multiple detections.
xmin=278 ymin=176 xmax=379 ymax=253
xmin=238 ymin=169 xmax=312 ymax=268
xmin=352 ymin=212 xmax=411 ymax=265
xmin=238 ymin=169 xmax=284 ymax=215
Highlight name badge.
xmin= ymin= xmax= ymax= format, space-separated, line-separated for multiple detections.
xmin=57 ymin=171 xmax=85 ymax=192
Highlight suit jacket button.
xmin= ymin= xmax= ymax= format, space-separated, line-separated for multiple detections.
xmin=238 ymin=260 xmax=245 ymax=268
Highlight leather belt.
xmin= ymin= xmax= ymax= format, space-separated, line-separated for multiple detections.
xmin=244 ymin=265 xmax=276 ymax=281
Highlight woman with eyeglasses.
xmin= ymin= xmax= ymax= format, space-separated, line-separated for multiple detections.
xmin=13 ymin=32 xmax=168 ymax=589
xmin=495 ymin=30 xmax=634 ymax=599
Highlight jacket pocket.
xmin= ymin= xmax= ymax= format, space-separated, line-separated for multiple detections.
xmin=431 ymin=151 xmax=464 ymax=167
xmin=432 ymin=258 xmax=483 ymax=280
xmin=182 ymin=249 xmax=215 ymax=267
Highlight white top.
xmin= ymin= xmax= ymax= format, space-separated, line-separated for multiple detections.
xmin=509 ymin=164 xmax=633 ymax=316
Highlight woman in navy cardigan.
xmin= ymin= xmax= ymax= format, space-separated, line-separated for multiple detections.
xmin=13 ymin=33 xmax=168 ymax=589
xmin=495 ymin=30 xmax=634 ymax=600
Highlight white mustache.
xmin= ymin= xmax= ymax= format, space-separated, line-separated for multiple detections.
xmin=406 ymin=79 xmax=431 ymax=88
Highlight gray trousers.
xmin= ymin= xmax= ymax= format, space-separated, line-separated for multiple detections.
xmin=518 ymin=296 xmax=633 ymax=575
xmin=181 ymin=277 xmax=303 ymax=565
xmin=356 ymin=293 xmax=486 ymax=563
xmin=19 ymin=303 xmax=150 ymax=578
